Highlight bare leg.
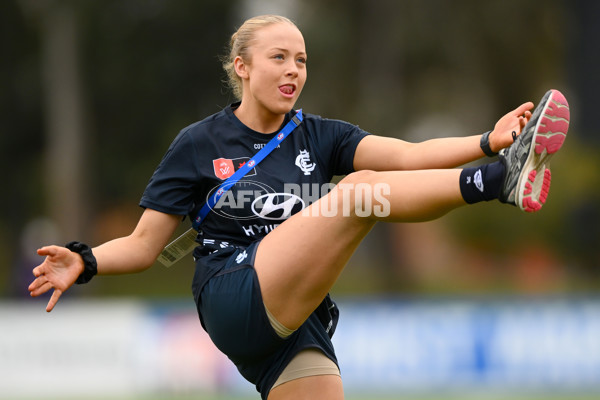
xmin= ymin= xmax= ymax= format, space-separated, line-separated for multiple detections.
xmin=268 ymin=375 xmax=344 ymax=400
xmin=254 ymin=169 xmax=465 ymax=330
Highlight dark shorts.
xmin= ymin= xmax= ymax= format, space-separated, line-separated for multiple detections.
xmin=191 ymin=241 xmax=339 ymax=399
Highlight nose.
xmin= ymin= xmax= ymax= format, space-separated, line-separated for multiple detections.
xmin=285 ymin=60 xmax=299 ymax=77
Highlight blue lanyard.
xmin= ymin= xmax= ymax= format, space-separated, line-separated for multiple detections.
xmin=192 ymin=110 xmax=303 ymax=231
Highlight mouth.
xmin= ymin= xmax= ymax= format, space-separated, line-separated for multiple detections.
xmin=278 ymin=84 xmax=296 ymax=98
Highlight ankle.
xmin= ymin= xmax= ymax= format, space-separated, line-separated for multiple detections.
xmin=459 ymin=161 xmax=505 ymax=204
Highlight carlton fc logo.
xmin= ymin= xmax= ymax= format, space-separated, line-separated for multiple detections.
xmin=295 ymin=149 xmax=316 ymax=175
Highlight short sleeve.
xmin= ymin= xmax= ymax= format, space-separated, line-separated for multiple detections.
xmin=139 ymin=129 xmax=200 ymax=216
xmin=327 ymin=119 xmax=370 ymax=176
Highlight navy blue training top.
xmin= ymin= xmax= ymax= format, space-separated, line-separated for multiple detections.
xmin=140 ymin=103 xmax=370 ymax=248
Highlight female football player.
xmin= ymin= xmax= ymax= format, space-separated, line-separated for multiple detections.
xmin=29 ymin=14 xmax=569 ymax=400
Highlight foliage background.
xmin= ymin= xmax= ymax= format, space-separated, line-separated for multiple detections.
xmin=1 ymin=0 xmax=598 ymax=301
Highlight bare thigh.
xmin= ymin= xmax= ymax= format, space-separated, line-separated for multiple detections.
xmin=255 ymin=169 xmax=463 ymax=330
xmin=268 ymin=374 xmax=344 ymax=400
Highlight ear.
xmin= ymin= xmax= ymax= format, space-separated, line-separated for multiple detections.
xmin=234 ymin=56 xmax=249 ymax=80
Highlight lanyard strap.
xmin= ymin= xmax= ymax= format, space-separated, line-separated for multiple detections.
xmin=192 ymin=109 xmax=303 ymax=231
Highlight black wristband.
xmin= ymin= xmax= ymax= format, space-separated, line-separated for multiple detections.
xmin=65 ymin=241 xmax=98 ymax=284
xmin=480 ymin=130 xmax=498 ymax=157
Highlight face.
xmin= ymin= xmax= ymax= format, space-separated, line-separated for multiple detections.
xmin=235 ymin=23 xmax=307 ymax=117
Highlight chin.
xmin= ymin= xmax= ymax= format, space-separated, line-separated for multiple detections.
xmin=270 ymin=102 xmax=296 ymax=115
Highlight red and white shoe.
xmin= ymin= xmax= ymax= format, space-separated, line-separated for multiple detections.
xmin=499 ymin=89 xmax=570 ymax=212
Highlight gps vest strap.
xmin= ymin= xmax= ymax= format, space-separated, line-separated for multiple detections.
xmin=192 ymin=109 xmax=303 ymax=231
xmin=157 ymin=110 xmax=303 ymax=267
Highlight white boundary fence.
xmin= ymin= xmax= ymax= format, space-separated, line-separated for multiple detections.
xmin=1 ymin=298 xmax=599 ymax=398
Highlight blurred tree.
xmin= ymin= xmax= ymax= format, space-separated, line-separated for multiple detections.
xmin=20 ymin=0 xmax=90 ymax=242
xmin=298 ymin=0 xmax=566 ymax=134
xmin=1 ymin=0 xmax=596 ymax=298
xmin=1 ymin=0 xmax=239 ymax=296
xmin=78 ymin=0 xmax=239 ymax=212
xmin=0 ymin=0 xmax=44 ymax=295
xmin=295 ymin=0 xmax=596 ymax=294
xmin=567 ymin=0 xmax=600 ymax=143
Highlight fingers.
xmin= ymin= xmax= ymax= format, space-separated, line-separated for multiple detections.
xmin=503 ymin=104 xmax=533 ymax=137
xmin=31 ymin=245 xmax=68 ymax=312
xmin=517 ymin=109 xmax=533 ymax=131
xmin=519 ymin=116 xmax=527 ymax=130
xmin=28 ymin=274 xmax=44 ymax=293
xmin=37 ymin=245 xmax=61 ymax=257
xmin=513 ymin=101 xmax=534 ymax=116
xmin=34 ymin=246 xmax=60 ymax=277
xmin=32 ymin=265 xmax=44 ymax=278
xmin=29 ymin=278 xmax=53 ymax=298
xmin=28 ymin=274 xmax=62 ymax=312
xmin=46 ymin=289 xmax=63 ymax=312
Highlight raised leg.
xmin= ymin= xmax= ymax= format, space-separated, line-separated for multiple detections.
xmin=254 ymin=169 xmax=464 ymax=330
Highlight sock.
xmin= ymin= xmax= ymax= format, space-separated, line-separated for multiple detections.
xmin=459 ymin=161 xmax=505 ymax=204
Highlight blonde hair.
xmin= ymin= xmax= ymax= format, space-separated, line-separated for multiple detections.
xmin=222 ymin=15 xmax=298 ymax=100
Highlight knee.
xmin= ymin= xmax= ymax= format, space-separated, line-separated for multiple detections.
xmin=331 ymin=170 xmax=391 ymax=219
xmin=339 ymin=169 xmax=377 ymax=186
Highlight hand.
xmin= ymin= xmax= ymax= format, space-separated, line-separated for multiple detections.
xmin=28 ymin=246 xmax=85 ymax=312
xmin=489 ymin=102 xmax=534 ymax=153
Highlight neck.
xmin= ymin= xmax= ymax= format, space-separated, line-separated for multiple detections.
xmin=233 ymin=101 xmax=287 ymax=134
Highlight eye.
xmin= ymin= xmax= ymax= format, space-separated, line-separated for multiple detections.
xmin=273 ymin=54 xmax=284 ymax=60
xmin=296 ymin=57 xmax=307 ymax=65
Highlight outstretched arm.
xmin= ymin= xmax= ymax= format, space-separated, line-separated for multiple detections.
xmin=28 ymin=208 xmax=181 ymax=312
xmin=353 ymin=101 xmax=533 ymax=171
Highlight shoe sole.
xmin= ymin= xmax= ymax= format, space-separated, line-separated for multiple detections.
xmin=516 ymin=89 xmax=570 ymax=212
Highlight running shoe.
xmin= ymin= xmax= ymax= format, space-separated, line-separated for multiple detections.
xmin=499 ymin=89 xmax=570 ymax=212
